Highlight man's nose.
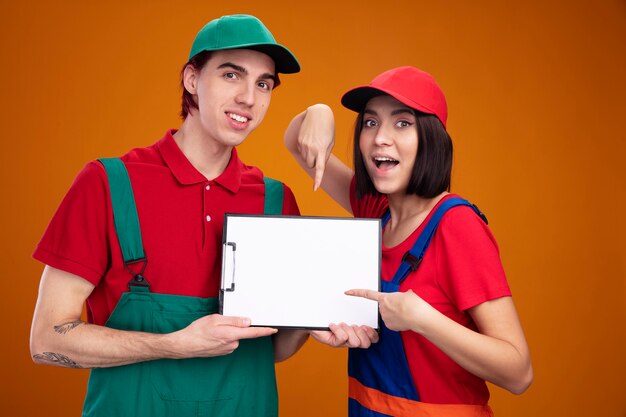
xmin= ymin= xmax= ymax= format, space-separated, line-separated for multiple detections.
xmin=235 ymin=83 xmax=255 ymax=106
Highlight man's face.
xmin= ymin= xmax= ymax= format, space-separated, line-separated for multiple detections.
xmin=186 ymin=48 xmax=276 ymax=147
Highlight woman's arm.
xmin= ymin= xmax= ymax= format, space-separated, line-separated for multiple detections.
xmin=347 ymin=289 xmax=533 ymax=394
xmin=283 ymin=105 xmax=379 ymax=351
xmin=284 ymin=104 xmax=354 ymax=213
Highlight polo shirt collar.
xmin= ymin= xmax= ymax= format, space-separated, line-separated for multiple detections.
xmin=157 ymin=129 xmax=242 ymax=193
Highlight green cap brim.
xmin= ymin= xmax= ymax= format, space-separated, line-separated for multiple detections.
xmin=188 ymin=14 xmax=300 ymax=74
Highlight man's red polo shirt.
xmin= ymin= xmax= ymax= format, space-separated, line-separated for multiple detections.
xmin=33 ymin=129 xmax=300 ymax=325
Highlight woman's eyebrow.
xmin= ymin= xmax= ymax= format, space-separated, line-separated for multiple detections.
xmin=390 ymin=108 xmax=414 ymax=116
xmin=364 ymin=108 xmax=413 ymax=116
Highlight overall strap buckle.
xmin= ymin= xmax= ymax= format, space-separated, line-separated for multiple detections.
xmin=401 ymin=252 xmax=422 ymax=272
xmin=125 ymin=257 xmax=149 ymax=289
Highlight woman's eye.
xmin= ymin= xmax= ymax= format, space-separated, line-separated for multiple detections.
xmin=396 ymin=120 xmax=412 ymax=128
xmin=364 ymin=119 xmax=377 ymax=128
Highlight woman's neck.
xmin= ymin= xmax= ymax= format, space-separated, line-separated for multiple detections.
xmin=383 ymin=191 xmax=448 ymax=248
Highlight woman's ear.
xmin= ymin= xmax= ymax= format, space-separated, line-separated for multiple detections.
xmin=182 ymin=65 xmax=198 ymax=94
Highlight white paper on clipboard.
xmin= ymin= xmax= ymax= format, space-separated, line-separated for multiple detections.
xmin=220 ymin=214 xmax=381 ymax=330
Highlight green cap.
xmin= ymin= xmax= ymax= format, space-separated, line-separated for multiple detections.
xmin=188 ymin=14 xmax=300 ymax=74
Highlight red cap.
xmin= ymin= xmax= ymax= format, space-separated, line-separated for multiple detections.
xmin=341 ymin=66 xmax=448 ymax=128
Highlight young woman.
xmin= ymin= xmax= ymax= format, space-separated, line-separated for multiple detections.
xmin=284 ymin=66 xmax=532 ymax=416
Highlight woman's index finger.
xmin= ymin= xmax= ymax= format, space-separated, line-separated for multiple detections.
xmin=345 ymin=288 xmax=383 ymax=301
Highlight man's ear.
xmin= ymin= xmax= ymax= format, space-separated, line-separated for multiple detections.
xmin=182 ymin=65 xmax=198 ymax=94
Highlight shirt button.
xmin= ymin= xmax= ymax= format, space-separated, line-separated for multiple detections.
xmin=206 ymin=215 xmax=212 ymax=222
xmin=205 ymin=184 xmax=211 ymax=191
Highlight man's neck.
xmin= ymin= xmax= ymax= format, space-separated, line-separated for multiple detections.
xmin=173 ymin=119 xmax=233 ymax=181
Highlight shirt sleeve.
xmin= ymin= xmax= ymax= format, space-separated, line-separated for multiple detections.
xmin=434 ymin=206 xmax=512 ymax=311
xmin=33 ymin=161 xmax=111 ymax=285
xmin=281 ymin=183 xmax=301 ymax=216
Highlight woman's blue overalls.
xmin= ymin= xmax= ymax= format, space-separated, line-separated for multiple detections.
xmin=348 ymin=197 xmax=494 ymax=417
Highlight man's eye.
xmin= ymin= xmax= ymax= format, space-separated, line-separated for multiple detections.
xmin=258 ymin=81 xmax=271 ymax=90
xmin=224 ymin=72 xmax=237 ymax=79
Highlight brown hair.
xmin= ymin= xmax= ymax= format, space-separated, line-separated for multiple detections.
xmin=179 ymin=51 xmax=213 ymax=120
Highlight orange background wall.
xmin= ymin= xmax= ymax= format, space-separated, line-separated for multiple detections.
xmin=1 ymin=0 xmax=624 ymax=416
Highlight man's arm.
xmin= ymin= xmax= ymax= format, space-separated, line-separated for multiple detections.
xmin=30 ymin=266 xmax=277 ymax=369
xmin=272 ymin=323 xmax=380 ymax=362
xmin=272 ymin=330 xmax=309 ymax=362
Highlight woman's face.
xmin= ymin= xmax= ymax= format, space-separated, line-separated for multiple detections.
xmin=359 ymin=95 xmax=418 ymax=197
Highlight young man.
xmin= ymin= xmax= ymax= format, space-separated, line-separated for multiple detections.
xmin=30 ymin=14 xmax=308 ymax=416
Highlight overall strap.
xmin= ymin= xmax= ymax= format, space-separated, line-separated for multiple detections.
xmin=381 ymin=209 xmax=391 ymax=226
xmin=98 ymin=158 xmax=149 ymax=289
xmin=263 ymin=177 xmax=284 ymax=215
xmin=385 ymin=197 xmax=488 ymax=285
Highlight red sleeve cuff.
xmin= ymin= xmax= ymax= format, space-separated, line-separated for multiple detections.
xmin=33 ymin=246 xmax=102 ymax=285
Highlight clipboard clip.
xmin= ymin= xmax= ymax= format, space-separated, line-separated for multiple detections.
xmin=221 ymin=242 xmax=236 ymax=292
